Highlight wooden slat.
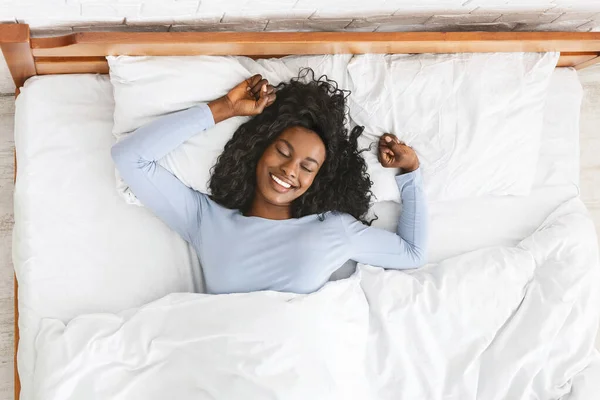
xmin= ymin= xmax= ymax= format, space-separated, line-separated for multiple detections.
xmin=27 ymin=52 xmax=600 ymax=75
xmin=557 ymin=52 xmax=599 ymax=67
xmin=35 ymin=56 xmax=108 ymax=75
xmin=31 ymin=31 xmax=600 ymax=58
xmin=0 ymin=25 xmax=36 ymax=88
xmin=574 ymin=55 xmax=600 ymax=70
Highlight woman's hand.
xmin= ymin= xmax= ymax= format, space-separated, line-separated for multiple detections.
xmin=378 ymin=133 xmax=419 ymax=173
xmin=208 ymin=74 xmax=276 ymax=123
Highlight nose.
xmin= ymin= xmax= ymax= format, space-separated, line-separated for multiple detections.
xmin=280 ymin=159 xmax=298 ymax=180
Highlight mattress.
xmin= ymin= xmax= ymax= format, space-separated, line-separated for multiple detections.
xmin=12 ymin=68 xmax=583 ymax=399
xmin=12 ymin=75 xmax=203 ymax=400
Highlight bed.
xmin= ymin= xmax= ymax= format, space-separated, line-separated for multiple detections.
xmin=3 ymin=23 xmax=600 ymax=399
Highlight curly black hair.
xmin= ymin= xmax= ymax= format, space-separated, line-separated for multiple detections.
xmin=209 ymin=68 xmax=374 ymax=224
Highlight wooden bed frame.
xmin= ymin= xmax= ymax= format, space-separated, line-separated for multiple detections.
xmin=2 ymin=22 xmax=600 ymax=399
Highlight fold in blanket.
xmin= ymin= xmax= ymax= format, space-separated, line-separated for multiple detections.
xmin=32 ymin=199 xmax=600 ymax=400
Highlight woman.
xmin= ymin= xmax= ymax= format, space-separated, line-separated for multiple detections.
xmin=111 ymin=70 xmax=428 ymax=295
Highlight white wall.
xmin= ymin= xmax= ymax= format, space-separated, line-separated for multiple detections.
xmin=0 ymin=0 xmax=598 ymax=34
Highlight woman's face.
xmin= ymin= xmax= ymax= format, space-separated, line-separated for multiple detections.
xmin=255 ymin=126 xmax=327 ymax=207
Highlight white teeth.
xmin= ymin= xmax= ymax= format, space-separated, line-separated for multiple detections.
xmin=271 ymin=174 xmax=291 ymax=189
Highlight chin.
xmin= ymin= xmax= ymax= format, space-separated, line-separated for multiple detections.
xmin=261 ymin=187 xmax=297 ymax=206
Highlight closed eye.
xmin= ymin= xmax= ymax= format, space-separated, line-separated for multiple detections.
xmin=277 ymin=148 xmax=290 ymax=158
xmin=301 ymin=166 xmax=313 ymax=173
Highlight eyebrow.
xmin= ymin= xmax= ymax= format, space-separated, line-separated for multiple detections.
xmin=278 ymin=139 xmax=321 ymax=166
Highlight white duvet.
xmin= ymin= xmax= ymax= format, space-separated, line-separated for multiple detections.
xmin=32 ymin=199 xmax=600 ymax=400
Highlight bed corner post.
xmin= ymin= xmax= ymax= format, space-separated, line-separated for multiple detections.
xmin=13 ymin=273 xmax=19 ymax=400
xmin=0 ymin=23 xmax=36 ymax=90
xmin=2 ymin=23 xmax=28 ymax=400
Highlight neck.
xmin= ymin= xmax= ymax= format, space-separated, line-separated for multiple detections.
xmin=246 ymin=194 xmax=292 ymax=220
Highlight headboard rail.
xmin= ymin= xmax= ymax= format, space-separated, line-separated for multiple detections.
xmin=2 ymin=24 xmax=600 ymax=88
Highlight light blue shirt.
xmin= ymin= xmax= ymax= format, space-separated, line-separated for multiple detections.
xmin=111 ymin=104 xmax=428 ymax=294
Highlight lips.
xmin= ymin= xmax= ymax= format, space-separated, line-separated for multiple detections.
xmin=269 ymin=173 xmax=295 ymax=193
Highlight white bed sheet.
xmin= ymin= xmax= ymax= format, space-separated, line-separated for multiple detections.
xmin=332 ymin=67 xmax=582 ymax=279
xmin=371 ymin=67 xmax=582 ymax=261
xmin=12 ymin=75 xmax=203 ymax=400
xmin=12 ymin=68 xmax=583 ymax=399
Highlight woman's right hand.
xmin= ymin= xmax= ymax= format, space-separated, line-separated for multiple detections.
xmin=208 ymin=74 xmax=276 ymax=123
xmin=378 ymin=133 xmax=420 ymax=173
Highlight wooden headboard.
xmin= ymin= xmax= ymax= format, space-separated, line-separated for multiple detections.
xmin=3 ymin=21 xmax=600 ymax=400
xmin=2 ymin=23 xmax=600 ymax=89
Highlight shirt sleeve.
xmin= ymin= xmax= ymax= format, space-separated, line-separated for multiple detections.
xmin=342 ymin=168 xmax=428 ymax=269
xmin=110 ymin=104 xmax=215 ymax=244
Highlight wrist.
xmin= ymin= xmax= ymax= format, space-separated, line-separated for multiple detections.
xmin=399 ymin=161 xmax=419 ymax=174
xmin=208 ymin=96 xmax=234 ymax=124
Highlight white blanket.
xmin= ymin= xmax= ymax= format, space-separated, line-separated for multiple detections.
xmin=32 ymin=199 xmax=600 ymax=400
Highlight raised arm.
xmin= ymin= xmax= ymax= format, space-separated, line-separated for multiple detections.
xmin=111 ymin=74 xmax=277 ymax=243
xmin=343 ymin=168 xmax=428 ymax=269
xmin=111 ymin=104 xmax=215 ymax=243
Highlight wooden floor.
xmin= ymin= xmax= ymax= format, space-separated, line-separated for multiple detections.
xmin=0 ymin=67 xmax=598 ymax=399
xmin=0 ymin=94 xmax=15 ymax=400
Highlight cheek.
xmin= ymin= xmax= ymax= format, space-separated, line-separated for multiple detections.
xmin=259 ymin=150 xmax=280 ymax=170
xmin=257 ymin=150 xmax=274 ymax=172
xmin=298 ymin=173 xmax=317 ymax=192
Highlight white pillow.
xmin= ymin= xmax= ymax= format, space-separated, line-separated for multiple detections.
xmin=348 ymin=52 xmax=559 ymax=202
xmin=108 ymin=54 xmax=353 ymax=205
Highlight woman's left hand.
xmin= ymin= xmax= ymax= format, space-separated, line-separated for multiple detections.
xmin=378 ymin=133 xmax=419 ymax=173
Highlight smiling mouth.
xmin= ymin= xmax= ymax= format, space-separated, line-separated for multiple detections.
xmin=270 ymin=173 xmax=294 ymax=190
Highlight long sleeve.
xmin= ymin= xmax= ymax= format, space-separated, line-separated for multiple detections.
xmin=342 ymin=168 xmax=428 ymax=269
xmin=110 ymin=104 xmax=215 ymax=243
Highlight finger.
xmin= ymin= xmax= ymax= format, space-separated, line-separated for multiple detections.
xmin=250 ymin=74 xmax=262 ymax=85
xmin=256 ymin=97 xmax=269 ymax=113
xmin=265 ymin=93 xmax=276 ymax=107
xmin=380 ymin=138 xmax=400 ymax=153
xmin=378 ymin=147 xmax=394 ymax=159
xmin=255 ymin=87 xmax=270 ymax=112
xmin=387 ymin=140 xmax=405 ymax=153
xmin=379 ymin=137 xmax=392 ymax=151
xmin=381 ymin=134 xmax=404 ymax=147
xmin=265 ymin=85 xmax=276 ymax=98
xmin=379 ymin=141 xmax=390 ymax=150
xmin=382 ymin=152 xmax=394 ymax=166
xmin=380 ymin=135 xmax=398 ymax=148
xmin=251 ymin=79 xmax=269 ymax=97
xmin=245 ymin=74 xmax=261 ymax=90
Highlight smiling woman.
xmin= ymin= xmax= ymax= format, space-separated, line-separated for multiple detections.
xmin=209 ymin=69 xmax=374 ymax=223
xmin=111 ymin=68 xmax=428 ymax=295
xmin=253 ymin=126 xmax=327 ymax=220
